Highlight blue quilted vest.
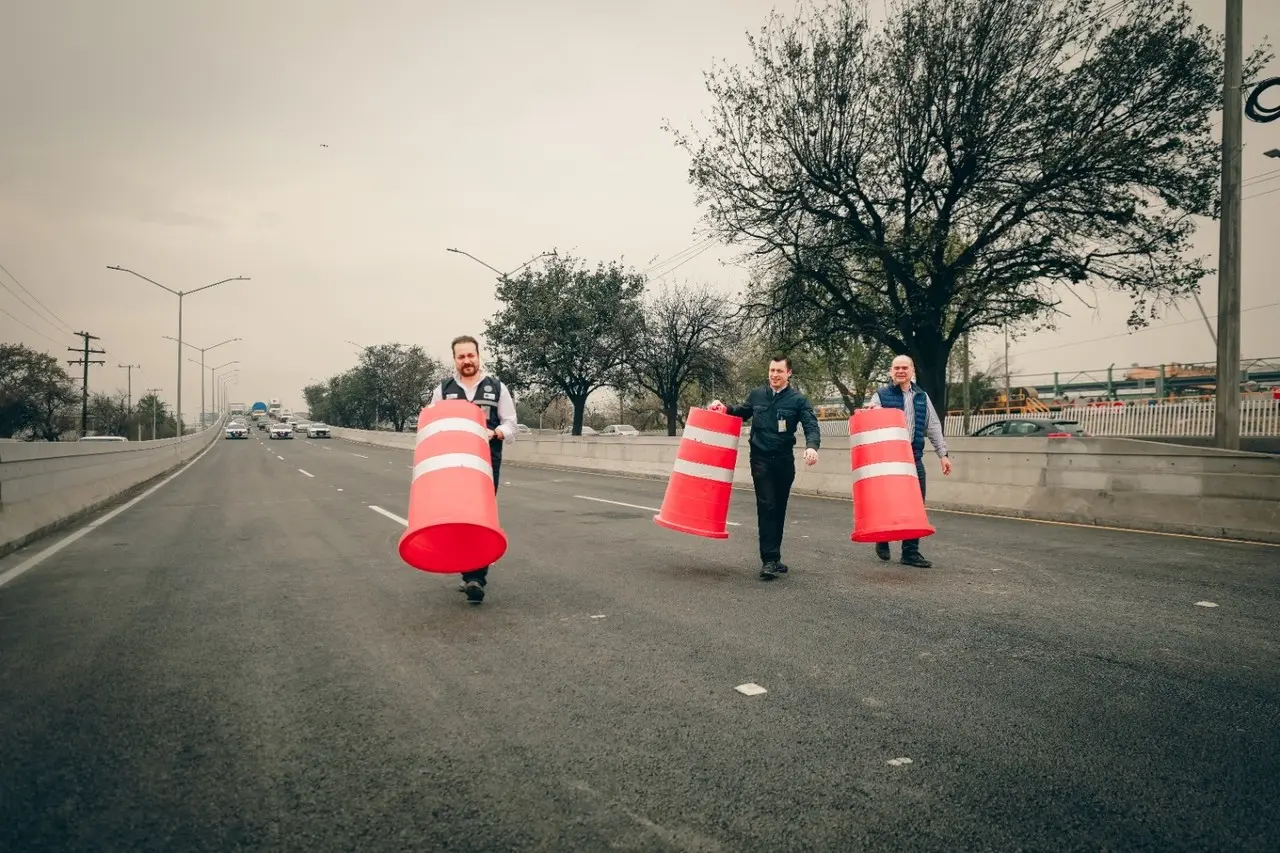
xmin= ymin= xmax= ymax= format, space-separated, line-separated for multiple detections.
xmin=877 ymin=383 xmax=928 ymax=460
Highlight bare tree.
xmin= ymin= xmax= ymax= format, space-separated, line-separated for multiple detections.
xmin=666 ymin=0 xmax=1271 ymax=413
xmin=630 ymin=282 xmax=737 ymax=435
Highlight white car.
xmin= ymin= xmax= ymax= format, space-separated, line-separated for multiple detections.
xmin=269 ymin=423 xmax=294 ymax=440
xmin=225 ymin=423 xmax=249 ymax=439
xmin=306 ymin=422 xmax=331 ymax=438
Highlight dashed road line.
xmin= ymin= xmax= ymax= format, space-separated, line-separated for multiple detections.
xmin=573 ymin=494 xmax=741 ymax=526
xmin=352 ymin=453 xmax=369 ymax=459
xmin=368 ymin=505 xmax=408 ymax=525
xmin=277 ymin=455 xmax=285 ymax=460
xmin=298 ymin=469 xmax=315 ymax=478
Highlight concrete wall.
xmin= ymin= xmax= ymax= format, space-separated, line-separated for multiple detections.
xmin=332 ymin=427 xmax=1280 ymax=544
xmin=0 ymin=425 xmax=222 ymax=558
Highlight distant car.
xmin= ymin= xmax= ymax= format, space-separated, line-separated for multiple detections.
xmin=970 ymin=418 xmax=1088 ymax=438
xmin=306 ymin=422 xmax=331 ymax=438
xmin=599 ymin=424 xmax=639 ymax=436
xmin=258 ymin=420 xmax=269 ymax=430
xmin=225 ymin=423 xmax=249 ymax=439
xmin=561 ymin=426 xmax=598 ymax=436
xmin=269 ymin=423 xmax=294 ymax=440
xmin=293 ymin=421 xmax=312 ymax=434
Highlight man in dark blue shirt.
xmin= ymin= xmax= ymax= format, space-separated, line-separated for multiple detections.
xmin=709 ymin=355 xmax=822 ymax=580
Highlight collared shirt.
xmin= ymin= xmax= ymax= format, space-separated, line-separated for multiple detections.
xmin=866 ymin=384 xmax=949 ymax=458
xmin=429 ymin=371 xmax=518 ymax=443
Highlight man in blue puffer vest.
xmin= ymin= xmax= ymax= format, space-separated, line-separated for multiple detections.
xmin=864 ymin=354 xmax=952 ymax=567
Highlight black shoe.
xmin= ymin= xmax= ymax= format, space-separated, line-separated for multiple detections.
xmin=875 ymin=542 xmax=890 ymax=561
xmin=774 ymin=562 xmax=789 ymax=574
xmin=901 ymin=553 xmax=932 ymax=568
xmin=464 ymin=580 xmax=486 ymax=603
xmin=759 ymin=561 xmax=779 ymax=580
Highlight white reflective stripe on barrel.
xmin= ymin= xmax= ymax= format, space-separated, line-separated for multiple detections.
xmin=412 ymin=453 xmax=493 ymax=483
xmin=673 ymin=458 xmax=735 ymax=483
xmin=682 ymin=425 xmax=739 ymax=449
xmin=850 ymin=461 xmax=919 ymax=483
xmin=850 ymin=426 xmax=910 ymax=447
xmin=416 ymin=417 xmax=491 ymax=445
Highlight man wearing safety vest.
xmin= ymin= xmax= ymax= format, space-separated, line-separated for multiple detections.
xmin=428 ymin=335 xmax=518 ymax=603
xmin=863 ymin=354 xmax=952 ymax=568
xmin=708 ymin=354 xmax=822 ymax=580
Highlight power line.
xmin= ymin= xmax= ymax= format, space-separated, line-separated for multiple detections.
xmin=0 ymin=261 xmax=76 ymax=335
xmin=1239 ymin=183 xmax=1280 ymax=199
xmin=0 ymin=305 xmax=69 ymax=348
xmin=1012 ymin=300 xmax=1280 ymax=358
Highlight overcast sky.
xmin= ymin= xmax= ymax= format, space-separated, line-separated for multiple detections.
xmin=2 ymin=0 xmax=1277 ymax=417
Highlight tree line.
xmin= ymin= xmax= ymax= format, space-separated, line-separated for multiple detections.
xmin=1 ymin=343 xmax=181 ymax=441
xmin=300 ymin=260 xmax=1002 ymax=436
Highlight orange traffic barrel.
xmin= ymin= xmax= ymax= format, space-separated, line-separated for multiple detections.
xmin=848 ymin=407 xmax=935 ymax=543
xmin=654 ymin=407 xmax=743 ymax=539
xmin=398 ymin=399 xmax=508 ymax=572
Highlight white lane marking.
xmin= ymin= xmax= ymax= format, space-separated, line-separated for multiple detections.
xmin=0 ymin=435 xmax=221 ymax=590
xmin=352 ymin=453 xmax=369 ymax=459
xmin=298 ymin=469 xmax=315 ymax=478
xmin=1194 ymin=601 xmax=1219 ymax=608
xmin=590 ymin=614 xmax=607 ymax=619
xmin=886 ymin=757 xmax=914 ymax=767
xmin=573 ymin=494 xmax=741 ymax=526
xmin=277 ymin=455 xmax=285 ymax=460
xmin=369 ymin=505 xmax=408 ymax=525
xmin=735 ymin=683 xmax=767 ymax=696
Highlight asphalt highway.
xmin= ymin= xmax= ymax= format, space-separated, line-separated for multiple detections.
xmin=1 ymin=429 xmax=1277 ymax=852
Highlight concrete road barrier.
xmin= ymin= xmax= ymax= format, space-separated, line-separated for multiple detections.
xmin=0 ymin=425 xmax=222 ymax=559
xmin=331 ymin=426 xmax=1280 ymax=543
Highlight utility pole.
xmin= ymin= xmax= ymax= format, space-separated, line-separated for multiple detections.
xmin=118 ymin=363 xmax=140 ymax=412
xmin=1214 ymin=0 xmax=1243 ymax=450
xmin=145 ymin=388 xmax=161 ymax=440
xmin=67 ymin=331 xmax=106 ymax=436
xmin=962 ymin=332 xmax=972 ymax=434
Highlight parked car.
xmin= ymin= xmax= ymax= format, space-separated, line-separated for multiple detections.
xmin=970 ymin=418 xmax=1088 ymax=438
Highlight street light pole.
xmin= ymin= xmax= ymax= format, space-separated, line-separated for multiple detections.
xmin=445 ymin=248 xmax=556 ymax=282
xmin=107 ymin=266 xmax=249 ymax=437
xmin=203 ymin=360 xmax=240 ymax=413
xmin=169 ymin=335 xmax=240 ymax=426
xmin=218 ymin=373 xmax=239 ymax=414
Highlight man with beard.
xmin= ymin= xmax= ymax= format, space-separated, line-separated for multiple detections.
xmin=427 ymin=334 xmax=518 ymax=603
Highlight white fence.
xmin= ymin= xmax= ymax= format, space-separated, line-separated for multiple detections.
xmin=808 ymin=399 xmax=1280 ymax=438
xmin=942 ymin=399 xmax=1280 ymax=437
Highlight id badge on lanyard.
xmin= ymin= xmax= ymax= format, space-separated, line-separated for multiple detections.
xmin=777 ymin=417 xmax=787 ymax=433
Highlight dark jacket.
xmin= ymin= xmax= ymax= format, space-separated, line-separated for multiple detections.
xmin=726 ymin=384 xmax=822 ymax=457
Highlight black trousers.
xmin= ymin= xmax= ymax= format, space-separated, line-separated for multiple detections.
xmin=461 ymin=448 xmax=502 ymax=585
xmin=749 ymin=452 xmax=796 ymax=563
xmin=901 ymin=458 xmax=927 ymax=556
